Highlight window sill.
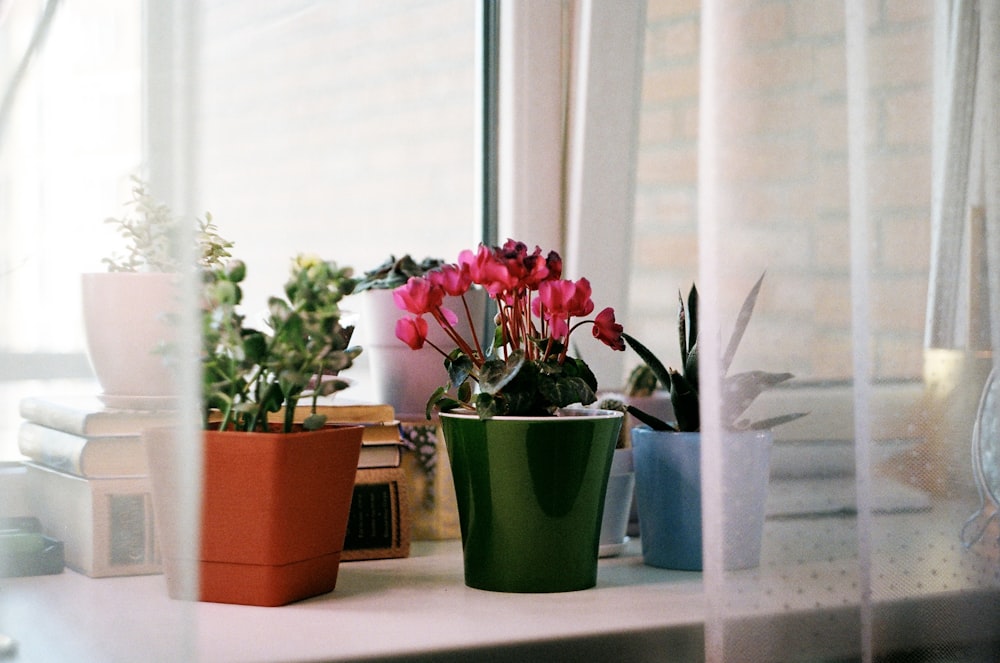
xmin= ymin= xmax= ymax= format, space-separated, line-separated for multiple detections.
xmin=1 ymin=498 xmax=997 ymax=662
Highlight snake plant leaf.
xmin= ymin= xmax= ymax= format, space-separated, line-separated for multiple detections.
xmin=668 ymin=368 xmax=700 ymax=432
xmin=626 ymin=404 xmax=677 ymax=432
xmin=722 ymin=272 xmax=765 ymax=376
xmin=722 ymin=370 xmax=794 ymax=425
xmin=684 ymin=339 xmax=699 ymax=393
xmin=622 ymin=333 xmax=672 ymax=389
xmin=686 ymin=283 xmax=698 ymax=361
xmin=677 ymin=290 xmax=688 ymax=364
xmin=736 ymin=412 xmax=809 ymax=431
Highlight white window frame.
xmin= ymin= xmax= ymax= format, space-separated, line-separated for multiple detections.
xmin=498 ymin=0 xmax=646 ymax=390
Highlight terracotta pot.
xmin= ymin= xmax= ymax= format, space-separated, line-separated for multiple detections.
xmin=145 ymin=424 xmax=363 ymax=606
xmin=81 ymin=272 xmax=179 ymax=408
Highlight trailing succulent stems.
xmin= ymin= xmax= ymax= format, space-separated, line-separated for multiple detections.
xmin=392 ymin=240 xmax=626 ymax=420
xmin=103 ymin=175 xmax=232 ymax=273
xmin=624 ymin=273 xmax=807 ymax=433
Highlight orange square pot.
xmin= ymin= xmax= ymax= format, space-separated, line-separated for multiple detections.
xmin=145 ymin=425 xmax=363 ymax=606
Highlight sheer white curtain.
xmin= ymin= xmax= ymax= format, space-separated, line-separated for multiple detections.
xmin=696 ymin=1 xmax=999 ymax=660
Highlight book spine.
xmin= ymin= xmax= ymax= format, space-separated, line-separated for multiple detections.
xmin=18 ymin=399 xmax=91 ymax=437
xmin=341 ymin=467 xmax=411 ymax=561
xmin=17 ymin=422 xmax=148 ymax=479
xmin=18 ymin=422 xmax=87 ymax=476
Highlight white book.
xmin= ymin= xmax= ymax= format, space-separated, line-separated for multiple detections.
xmin=23 ymin=462 xmax=161 ymax=578
xmin=19 ymin=395 xmax=178 ymax=437
xmin=18 ymin=422 xmax=148 ymax=478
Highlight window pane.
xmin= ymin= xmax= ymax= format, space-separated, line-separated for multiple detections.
xmin=195 ymin=1 xmax=479 ymax=325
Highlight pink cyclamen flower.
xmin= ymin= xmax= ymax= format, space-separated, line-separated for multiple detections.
xmin=393 ymin=277 xmax=444 ymax=316
xmin=459 ymin=245 xmax=518 ymax=296
xmin=537 ymin=278 xmax=594 ymax=319
xmin=395 ymin=316 xmax=429 ymax=350
xmin=592 ymin=307 xmax=625 ymax=350
xmin=428 ymin=263 xmax=472 ymax=297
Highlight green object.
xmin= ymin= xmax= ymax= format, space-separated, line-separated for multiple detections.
xmin=440 ymin=409 xmax=622 ymax=593
xmin=0 ymin=532 xmax=46 ymax=555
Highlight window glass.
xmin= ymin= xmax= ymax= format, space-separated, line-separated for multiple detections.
xmin=195 ymin=1 xmax=479 ymax=328
xmin=0 ymin=0 xmax=479 ymax=460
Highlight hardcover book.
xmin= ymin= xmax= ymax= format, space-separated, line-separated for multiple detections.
xmin=281 ymin=404 xmax=404 ymax=469
xmin=342 ymin=466 xmax=411 ymax=561
xmin=19 ymin=395 xmax=178 ymax=437
xmin=22 ymin=462 xmax=161 ymax=578
xmin=18 ymin=422 xmax=148 ymax=478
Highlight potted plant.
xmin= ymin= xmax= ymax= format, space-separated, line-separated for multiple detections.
xmin=82 ymin=177 xmax=232 ymax=408
xmin=350 ymin=254 xmax=490 ymax=419
xmin=594 ymin=396 xmax=636 ymax=558
xmin=624 ymin=273 xmax=807 ymax=571
xmin=144 ymin=254 xmax=365 ymax=607
xmin=393 ymin=239 xmax=626 ymax=593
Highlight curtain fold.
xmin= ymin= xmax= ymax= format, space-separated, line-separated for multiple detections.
xmin=982 ymin=2 xmax=1000 ymax=359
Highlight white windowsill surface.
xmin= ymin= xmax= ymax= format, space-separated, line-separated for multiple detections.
xmin=1 ymin=498 xmax=997 ymax=663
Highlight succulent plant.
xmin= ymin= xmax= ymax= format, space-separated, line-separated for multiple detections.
xmin=103 ymin=176 xmax=232 ymax=273
xmin=351 ymin=254 xmax=445 ymax=293
xmin=623 ymin=273 xmax=807 ymax=432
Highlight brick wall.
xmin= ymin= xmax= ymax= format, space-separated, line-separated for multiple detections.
xmin=629 ymin=0 xmax=935 ymax=383
xmin=196 ymin=1 xmax=478 ymax=314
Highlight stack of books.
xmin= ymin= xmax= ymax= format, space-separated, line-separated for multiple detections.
xmin=17 ymin=395 xmax=174 ymax=577
xmin=294 ymin=404 xmax=411 ymax=562
xmin=17 ymin=398 xmax=411 ymax=576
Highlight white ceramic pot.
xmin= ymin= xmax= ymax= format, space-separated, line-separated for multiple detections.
xmin=598 ymin=447 xmax=635 ymax=557
xmin=81 ymin=272 xmax=179 ymax=408
xmin=354 ymin=288 xmax=489 ymax=420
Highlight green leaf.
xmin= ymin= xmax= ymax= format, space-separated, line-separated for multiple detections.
xmin=722 ymin=272 xmax=765 ymax=376
xmin=425 ymin=386 xmax=449 ymax=419
xmin=622 ymin=333 xmax=672 ymax=389
xmin=302 ymin=413 xmax=327 ymax=430
xmin=686 ymin=283 xmax=698 ymax=355
xmin=677 ymin=289 xmax=689 ymax=363
xmin=668 ymin=368 xmax=700 ymax=432
xmin=737 ymin=412 xmax=809 ymax=431
xmin=445 ymin=350 xmax=474 ymax=390
xmin=315 ymin=378 xmax=351 ymax=397
xmin=625 ymin=364 xmax=658 ymax=396
xmin=474 ymin=393 xmax=498 ymax=419
xmin=625 ymin=405 xmax=676 ymax=432
xmin=721 ymin=370 xmax=794 ymax=425
xmin=684 ymin=339 xmax=699 ymax=393
xmin=242 ymin=331 xmax=269 ymax=364
xmin=538 ymin=375 xmax=595 ymax=409
xmin=479 ymin=350 xmax=525 ymax=394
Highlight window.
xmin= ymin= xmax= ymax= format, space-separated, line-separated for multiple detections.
xmin=0 ymin=0 xmax=481 ymax=459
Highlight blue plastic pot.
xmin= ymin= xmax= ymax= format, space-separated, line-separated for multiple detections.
xmin=632 ymin=427 xmax=772 ymax=571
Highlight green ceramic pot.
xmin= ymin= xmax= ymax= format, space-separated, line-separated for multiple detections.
xmin=439 ymin=409 xmax=623 ymax=593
